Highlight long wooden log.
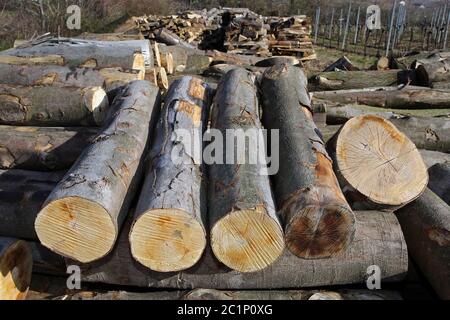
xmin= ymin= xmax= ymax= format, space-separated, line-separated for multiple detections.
xmin=79 ymin=210 xmax=408 ymax=289
xmin=396 ymin=189 xmax=450 ymax=300
xmin=208 ymin=68 xmax=284 ymax=272
xmin=0 ymin=84 xmax=109 ymax=126
xmin=308 ymin=70 xmax=400 ymax=91
xmin=418 ymin=150 xmax=450 ymax=169
xmin=0 ymin=170 xmax=65 ymax=240
xmin=154 ymin=28 xmax=196 ymax=49
xmin=326 ymin=115 xmax=428 ymax=211
xmin=1 ymin=38 xmax=148 ymax=72
xmin=320 ymin=115 xmax=450 ymax=153
xmin=428 ymin=163 xmax=450 ymax=205
xmin=313 ymin=87 xmax=450 ymax=109
xmin=416 ymin=57 xmax=450 ymax=86
xmin=0 ymin=238 xmax=32 ymax=300
xmin=0 ymin=63 xmax=144 ymax=93
xmin=0 ymin=126 xmax=97 ymax=170
xmin=260 ymin=64 xmax=355 ymax=259
xmin=129 ymin=77 xmax=212 ymax=272
xmin=35 ymin=81 xmax=161 ymax=263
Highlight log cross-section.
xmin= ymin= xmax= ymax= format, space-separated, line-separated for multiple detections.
xmin=35 ymin=81 xmax=161 ymax=263
xmin=129 ymin=76 xmax=212 ymax=272
xmin=260 ymin=64 xmax=356 ymax=259
xmin=208 ymin=68 xmax=285 ymax=273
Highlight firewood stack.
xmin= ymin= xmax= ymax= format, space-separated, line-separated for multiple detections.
xmin=268 ymin=15 xmax=315 ymax=60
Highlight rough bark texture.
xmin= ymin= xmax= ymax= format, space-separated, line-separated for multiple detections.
xmin=0 ymin=63 xmax=144 ymax=94
xmin=260 ymin=64 xmax=356 ymax=259
xmin=0 ymin=84 xmax=109 ymax=126
xmin=1 ymin=38 xmax=150 ymax=71
xmin=416 ymin=57 xmax=450 ymax=86
xmin=428 ymin=163 xmax=450 ymax=205
xmin=308 ymin=70 xmax=399 ymax=91
xmin=396 ymin=189 xmax=450 ymax=300
xmin=418 ymin=150 xmax=450 ymax=169
xmin=129 ymin=76 xmax=212 ymax=272
xmin=326 ymin=115 xmax=428 ymax=211
xmin=0 ymin=169 xmax=65 ymax=240
xmin=208 ymin=68 xmax=284 ymax=273
xmin=0 ymin=126 xmax=97 ymax=171
xmin=35 ymin=81 xmax=161 ymax=263
xmin=78 ymin=210 xmax=408 ymax=289
xmin=313 ymin=87 xmax=450 ymax=109
xmin=0 ymin=238 xmax=32 ymax=300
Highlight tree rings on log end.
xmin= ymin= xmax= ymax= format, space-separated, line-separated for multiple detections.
xmin=129 ymin=209 xmax=206 ymax=272
xmin=82 ymin=87 xmax=109 ymax=125
xmin=35 ymin=197 xmax=116 ymax=263
xmin=335 ymin=115 xmax=429 ymax=207
xmin=0 ymin=240 xmax=32 ymax=300
xmin=285 ymin=205 xmax=356 ymax=259
xmin=211 ymin=209 xmax=285 ymax=273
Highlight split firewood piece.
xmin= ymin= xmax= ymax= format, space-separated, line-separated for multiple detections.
xmin=208 ymin=68 xmax=284 ymax=273
xmin=129 ymin=76 xmax=212 ymax=272
xmin=1 ymin=38 xmax=151 ymax=72
xmin=35 ymin=81 xmax=161 ymax=263
xmin=0 ymin=84 xmax=109 ymax=126
xmin=155 ymin=66 xmax=169 ymax=90
xmin=326 ymin=115 xmax=429 ymax=211
xmin=428 ymin=163 xmax=450 ymax=205
xmin=0 ymin=64 xmax=144 ymax=93
xmin=260 ymin=64 xmax=356 ymax=259
xmin=0 ymin=170 xmax=65 ymax=240
xmin=0 ymin=238 xmax=32 ymax=300
xmin=0 ymin=126 xmax=97 ymax=171
xmin=153 ymin=42 xmax=162 ymax=67
xmin=160 ymin=52 xmax=174 ymax=75
xmin=396 ymin=189 xmax=450 ymax=299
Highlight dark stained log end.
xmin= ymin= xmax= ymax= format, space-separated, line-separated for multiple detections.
xmin=35 ymin=196 xmax=116 ymax=263
xmin=211 ymin=209 xmax=285 ymax=273
xmin=0 ymin=239 xmax=32 ymax=300
xmin=285 ymin=205 xmax=356 ymax=259
xmin=332 ymin=115 xmax=429 ymax=208
xmin=129 ymin=209 xmax=206 ymax=273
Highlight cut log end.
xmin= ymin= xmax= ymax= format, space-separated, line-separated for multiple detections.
xmin=285 ymin=205 xmax=355 ymax=259
xmin=132 ymin=53 xmax=146 ymax=73
xmin=0 ymin=240 xmax=32 ymax=300
xmin=335 ymin=115 xmax=429 ymax=206
xmin=82 ymin=87 xmax=109 ymax=125
xmin=129 ymin=209 xmax=206 ymax=272
xmin=211 ymin=209 xmax=285 ymax=273
xmin=35 ymin=197 xmax=116 ymax=263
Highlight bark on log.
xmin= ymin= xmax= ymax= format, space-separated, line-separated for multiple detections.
xmin=35 ymin=81 xmax=161 ymax=263
xmin=0 ymin=55 xmax=64 ymax=66
xmin=78 ymin=210 xmax=408 ymax=289
xmin=129 ymin=77 xmax=212 ymax=272
xmin=308 ymin=70 xmax=400 ymax=91
xmin=0 ymin=63 xmax=144 ymax=94
xmin=154 ymin=28 xmax=196 ymax=49
xmin=0 ymin=238 xmax=32 ymax=300
xmin=208 ymin=68 xmax=284 ymax=273
xmin=326 ymin=115 xmax=428 ymax=211
xmin=0 ymin=38 xmax=148 ymax=72
xmin=313 ymin=87 xmax=450 ymax=109
xmin=0 ymin=126 xmax=97 ymax=170
xmin=428 ymin=163 xmax=450 ymax=205
xmin=260 ymin=64 xmax=356 ymax=259
xmin=416 ymin=58 xmax=450 ymax=86
xmin=255 ymin=56 xmax=300 ymax=68
xmin=419 ymin=150 xmax=450 ymax=169
xmin=0 ymin=84 xmax=109 ymax=126
xmin=396 ymin=189 xmax=450 ymax=300
xmin=0 ymin=170 xmax=65 ymax=240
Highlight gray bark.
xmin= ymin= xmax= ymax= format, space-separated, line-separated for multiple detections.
xmin=396 ymin=189 xmax=450 ymax=300
xmin=0 ymin=126 xmax=97 ymax=171
xmin=428 ymin=163 xmax=450 ymax=205
xmin=259 ymin=64 xmax=356 ymax=259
